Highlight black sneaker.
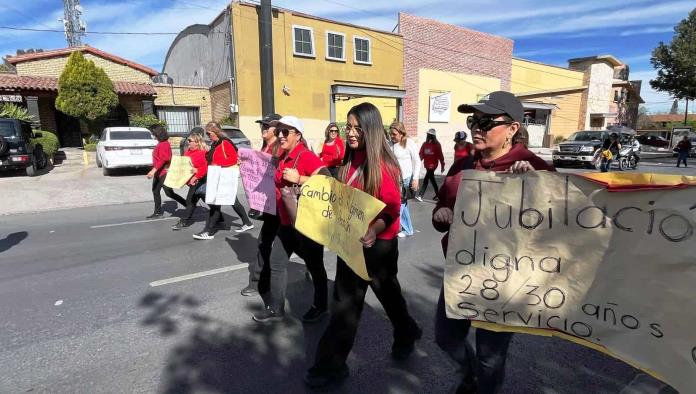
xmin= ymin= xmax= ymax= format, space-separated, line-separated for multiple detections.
xmin=252 ymin=308 xmax=284 ymax=323
xmin=304 ymin=364 xmax=349 ymax=389
xmin=171 ymin=220 xmax=191 ymax=231
xmin=240 ymin=284 xmax=258 ymax=297
xmin=146 ymin=211 xmax=163 ymax=219
xmin=302 ymin=306 xmax=328 ymax=323
xmin=391 ymin=325 xmax=423 ymax=360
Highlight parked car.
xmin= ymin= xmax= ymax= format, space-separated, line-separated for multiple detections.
xmin=0 ymin=118 xmax=48 ymax=176
xmin=96 ymin=127 xmax=157 ymax=176
xmin=552 ymin=130 xmax=609 ymax=168
xmin=637 ymin=134 xmax=669 ymax=148
xmin=179 ymin=125 xmax=252 ymax=155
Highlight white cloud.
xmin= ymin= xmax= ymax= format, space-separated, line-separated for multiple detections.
xmin=619 ymin=26 xmax=675 ymax=37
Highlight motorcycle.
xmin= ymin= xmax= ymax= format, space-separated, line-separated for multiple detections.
xmin=615 ymin=143 xmax=640 ymax=171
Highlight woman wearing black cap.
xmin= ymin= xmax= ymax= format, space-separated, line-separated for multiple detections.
xmin=433 ymin=91 xmax=555 ymax=394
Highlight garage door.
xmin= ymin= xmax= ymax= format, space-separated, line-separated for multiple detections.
xmin=156 ymin=106 xmax=200 ymax=135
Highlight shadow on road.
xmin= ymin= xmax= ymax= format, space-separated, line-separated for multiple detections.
xmin=0 ymin=231 xmax=28 ymax=253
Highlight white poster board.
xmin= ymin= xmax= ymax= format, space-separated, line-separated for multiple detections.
xmin=429 ymin=91 xmax=451 ymax=123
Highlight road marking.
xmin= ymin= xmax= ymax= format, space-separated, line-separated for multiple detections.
xmin=90 ymin=217 xmax=178 ymax=229
xmin=149 ymin=263 xmax=249 ymax=287
xmin=54 ymin=300 xmax=63 ymax=306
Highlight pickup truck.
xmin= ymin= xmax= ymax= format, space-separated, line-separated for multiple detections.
xmin=552 ymin=130 xmax=610 ymax=168
xmin=0 ymin=118 xmax=48 ymax=176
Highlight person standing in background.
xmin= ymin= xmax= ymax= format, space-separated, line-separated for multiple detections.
xmin=453 ymin=131 xmax=473 ymax=161
xmin=319 ymin=122 xmax=344 ymax=178
xmin=417 ymin=128 xmax=444 ymax=201
xmin=389 ymin=121 xmax=420 ymax=238
xmin=676 ymin=135 xmax=692 ymax=167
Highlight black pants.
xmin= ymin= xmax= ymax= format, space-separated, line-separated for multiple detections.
xmin=258 ymin=225 xmax=327 ymax=313
xmin=203 ymin=199 xmax=252 ymax=233
xmin=419 ymin=168 xmax=439 ymax=197
xmin=247 ymin=213 xmax=281 ymax=287
xmin=152 ymin=176 xmax=186 ymax=213
xmin=179 ymin=182 xmax=205 ymax=221
xmin=328 ymin=166 xmax=339 ymax=178
xmin=434 ymin=287 xmax=513 ymax=394
xmin=312 ymin=238 xmax=420 ymax=372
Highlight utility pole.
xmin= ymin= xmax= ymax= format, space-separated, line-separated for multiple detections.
xmin=60 ymin=0 xmax=86 ymax=47
xmin=259 ymin=0 xmax=275 ymax=115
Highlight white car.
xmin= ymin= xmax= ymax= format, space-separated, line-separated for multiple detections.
xmin=96 ymin=127 xmax=157 ymax=175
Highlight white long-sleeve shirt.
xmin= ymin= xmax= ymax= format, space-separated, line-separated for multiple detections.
xmin=391 ymin=138 xmax=421 ymax=180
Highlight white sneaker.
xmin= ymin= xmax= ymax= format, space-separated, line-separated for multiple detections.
xmin=193 ymin=231 xmax=214 ymax=240
xmin=415 ymin=196 xmax=423 ymax=202
xmin=397 ymin=231 xmax=407 ymax=238
xmin=235 ymin=224 xmax=255 ymax=233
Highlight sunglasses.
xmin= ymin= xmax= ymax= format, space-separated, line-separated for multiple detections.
xmin=467 ymin=115 xmax=513 ymax=133
xmin=329 ymin=129 xmax=339 ymax=133
xmin=278 ymin=128 xmax=297 ymax=137
xmin=344 ymin=125 xmax=363 ymax=134
xmin=187 ymin=139 xmax=196 ymax=143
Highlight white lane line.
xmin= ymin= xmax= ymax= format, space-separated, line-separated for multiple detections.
xmin=91 ymin=217 xmax=178 ymax=229
xmin=149 ymin=263 xmax=249 ymax=287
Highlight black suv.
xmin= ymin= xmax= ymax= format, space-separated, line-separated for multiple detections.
xmin=0 ymin=118 xmax=48 ymax=176
xmin=552 ymin=130 xmax=609 ymax=168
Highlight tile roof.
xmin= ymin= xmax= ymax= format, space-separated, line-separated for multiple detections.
xmin=648 ymin=114 xmax=696 ymax=123
xmin=0 ymin=73 xmax=156 ymax=96
xmin=6 ymin=46 xmax=158 ymax=76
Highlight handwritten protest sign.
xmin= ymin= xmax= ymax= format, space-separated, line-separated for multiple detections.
xmin=444 ymin=170 xmax=696 ymax=392
xmin=238 ymin=148 xmax=277 ymax=215
xmin=296 ymin=175 xmax=385 ymax=280
xmin=163 ymin=156 xmax=195 ymax=189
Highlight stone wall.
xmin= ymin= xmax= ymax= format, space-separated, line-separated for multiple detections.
xmin=16 ymin=54 xmax=152 ymax=83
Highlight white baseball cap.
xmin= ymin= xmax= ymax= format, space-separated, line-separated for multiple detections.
xmin=426 ymin=128 xmax=437 ymax=136
xmin=277 ymin=116 xmax=304 ymax=134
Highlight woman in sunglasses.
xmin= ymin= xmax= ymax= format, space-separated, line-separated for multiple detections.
xmin=253 ymin=116 xmax=329 ymax=324
xmin=306 ymin=103 xmax=421 ymax=388
xmin=432 ymin=91 xmax=554 ymax=394
xmin=319 ymin=122 xmax=345 ymax=178
xmin=171 ymin=130 xmax=209 ymax=230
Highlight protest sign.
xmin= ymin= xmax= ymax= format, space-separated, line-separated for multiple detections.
xmin=444 ymin=170 xmax=696 ymax=392
xmin=238 ymin=148 xmax=277 ymax=215
xmin=205 ymin=165 xmax=238 ymax=206
xmin=296 ymin=175 xmax=385 ymax=280
xmin=163 ymin=156 xmax=195 ymax=189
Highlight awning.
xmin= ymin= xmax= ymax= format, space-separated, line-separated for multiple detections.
xmin=332 ymin=84 xmax=405 ymax=99
xmin=590 ymin=112 xmax=617 ymax=118
xmin=522 ymin=102 xmax=557 ymax=110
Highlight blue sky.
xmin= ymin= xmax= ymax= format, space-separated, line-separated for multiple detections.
xmin=1 ymin=0 xmax=693 ymax=113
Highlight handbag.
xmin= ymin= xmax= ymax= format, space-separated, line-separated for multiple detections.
xmin=280 ymin=151 xmax=306 ymax=225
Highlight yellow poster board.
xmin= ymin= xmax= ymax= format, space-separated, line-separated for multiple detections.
xmin=163 ymin=156 xmax=195 ymax=189
xmin=296 ymin=175 xmax=386 ymax=280
xmin=444 ymin=170 xmax=696 ymax=393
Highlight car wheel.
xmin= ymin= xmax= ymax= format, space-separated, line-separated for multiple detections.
xmin=102 ymin=166 xmax=110 ymax=176
xmin=96 ymin=153 xmax=102 ymax=168
xmin=25 ymin=156 xmax=38 ymax=177
xmin=619 ymin=158 xmax=627 ymax=171
xmin=35 ymin=148 xmax=48 ymax=169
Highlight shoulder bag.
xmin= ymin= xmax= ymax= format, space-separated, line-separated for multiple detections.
xmin=279 ymin=150 xmax=306 ymax=225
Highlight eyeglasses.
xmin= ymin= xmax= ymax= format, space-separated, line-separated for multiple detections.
xmin=278 ymin=128 xmax=297 ymax=137
xmin=344 ymin=125 xmax=363 ymax=134
xmin=187 ymin=139 xmax=196 ymax=143
xmin=467 ymin=115 xmax=513 ymax=133
xmin=329 ymin=129 xmax=339 ymax=133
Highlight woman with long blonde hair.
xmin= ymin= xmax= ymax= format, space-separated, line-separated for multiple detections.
xmin=171 ymin=129 xmax=209 ymax=230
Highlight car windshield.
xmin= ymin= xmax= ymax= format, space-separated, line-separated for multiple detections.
xmin=224 ymin=129 xmax=246 ymax=139
xmin=0 ymin=121 xmax=17 ymax=137
xmin=110 ymin=131 xmax=152 ymax=140
xmin=566 ymin=132 xmax=603 ymax=141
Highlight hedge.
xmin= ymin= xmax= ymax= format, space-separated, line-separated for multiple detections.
xmin=31 ymin=130 xmax=60 ymax=157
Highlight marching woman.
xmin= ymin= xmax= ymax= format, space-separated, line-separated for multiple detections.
xmin=306 ymin=103 xmax=422 ymax=388
xmin=433 ymin=91 xmax=554 ymax=394
xmin=171 ymin=131 xmax=209 ymax=230
xmin=253 ymin=116 xmax=329 ymax=323
xmin=318 ymin=122 xmax=344 ymax=178
xmin=193 ymin=122 xmax=254 ymax=240
xmin=389 ymin=121 xmax=421 ymax=237
xmin=417 ymin=128 xmax=445 ymax=201
xmin=146 ymin=125 xmax=186 ymax=218
xmin=453 ymin=130 xmax=473 ymax=161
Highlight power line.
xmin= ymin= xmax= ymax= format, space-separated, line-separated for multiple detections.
xmin=0 ymin=26 xmax=181 ymax=35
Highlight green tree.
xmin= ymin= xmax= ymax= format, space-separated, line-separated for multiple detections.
xmin=650 ymin=8 xmax=696 ymax=123
xmin=55 ymin=51 xmax=118 ymax=131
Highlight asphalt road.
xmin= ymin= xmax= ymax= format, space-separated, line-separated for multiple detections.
xmin=0 ymin=175 xmax=680 ymax=394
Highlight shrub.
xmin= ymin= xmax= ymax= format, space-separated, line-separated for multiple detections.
xmin=83 ymin=143 xmax=97 ymax=152
xmin=130 ymin=113 xmax=166 ymax=129
xmin=0 ymin=103 xmax=35 ymax=122
xmin=31 ymin=130 xmax=60 ymax=157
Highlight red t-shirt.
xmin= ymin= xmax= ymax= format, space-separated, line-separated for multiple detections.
xmin=345 ymin=150 xmax=401 ymax=240
xmin=184 ymin=148 xmax=208 ymax=180
xmin=152 ymin=141 xmax=172 ymax=178
xmin=419 ymin=141 xmax=444 ymax=170
xmin=210 ymin=139 xmax=238 ymax=167
xmin=454 ymin=142 xmax=473 ymax=161
xmin=262 ymin=140 xmax=285 ymax=157
xmin=319 ymin=138 xmax=345 ymax=167
xmin=275 ymin=143 xmax=324 ymax=226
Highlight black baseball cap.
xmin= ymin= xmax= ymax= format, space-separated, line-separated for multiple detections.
xmin=457 ymin=91 xmax=524 ymax=123
xmin=255 ymin=113 xmax=282 ymax=125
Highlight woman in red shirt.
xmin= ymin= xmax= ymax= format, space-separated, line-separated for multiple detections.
xmin=306 ymin=103 xmax=422 ymax=388
xmin=318 ymin=122 xmax=344 ymax=178
xmin=433 ymin=91 xmax=554 ymax=394
xmin=146 ymin=125 xmax=185 ymax=218
xmin=192 ymin=122 xmax=254 ymax=240
xmin=253 ymin=116 xmax=329 ymax=324
xmin=417 ymin=128 xmax=445 ymax=201
xmin=453 ymin=130 xmax=473 ymax=161
xmin=171 ymin=130 xmax=209 ymax=230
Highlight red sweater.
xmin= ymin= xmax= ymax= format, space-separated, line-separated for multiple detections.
xmin=345 ymin=150 xmax=401 ymax=240
xmin=419 ymin=141 xmax=444 ymax=170
xmin=433 ymin=144 xmax=555 ymax=255
xmin=275 ymin=143 xmax=324 ymax=226
xmin=184 ymin=149 xmax=208 ymax=180
xmin=152 ymin=141 xmax=172 ymax=178
xmin=454 ymin=142 xmax=473 ymax=161
xmin=209 ymin=139 xmax=238 ymax=167
xmin=320 ymin=138 xmax=345 ymax=167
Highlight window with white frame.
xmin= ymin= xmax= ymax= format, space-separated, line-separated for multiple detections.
xmin=293 ymin=25 xmax=315 ymax=57
xmin=326 ymin=31 xmax=345 ymax=61
xmin=353 ymin=36 xmax=371 ymax=64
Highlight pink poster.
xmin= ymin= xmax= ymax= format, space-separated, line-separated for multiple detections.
xmin=238 ymin=148 xmax=277 ymax=215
